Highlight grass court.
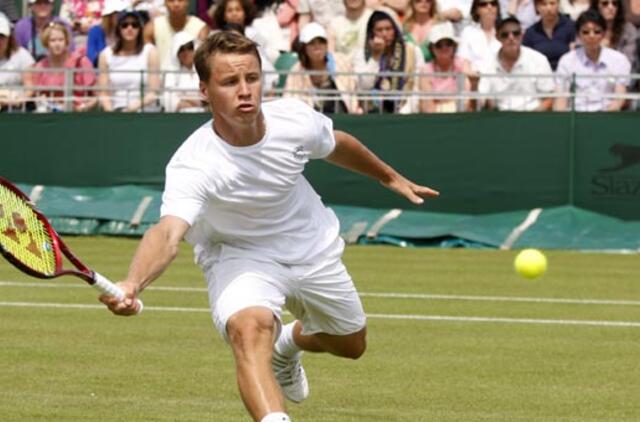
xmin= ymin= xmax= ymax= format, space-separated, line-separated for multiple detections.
xmin=1 ymin=237 xmax=639 ymax=421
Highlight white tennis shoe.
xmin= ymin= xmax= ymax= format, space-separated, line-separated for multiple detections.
xmin=271 ymin=350 xmax=309 ymax=403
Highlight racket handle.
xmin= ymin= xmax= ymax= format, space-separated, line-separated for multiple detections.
xmin=92 ymin=272 xmax=144 ymax=315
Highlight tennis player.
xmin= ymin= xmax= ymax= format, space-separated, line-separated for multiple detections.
xmin=100 ymin=31 xmax=439 ymax=422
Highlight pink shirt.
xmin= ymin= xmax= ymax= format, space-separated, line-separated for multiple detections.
xmin=420 ymin=57 xmax=465 ymax=93
xmin=33 ymin=51 xmax=96 ymax=106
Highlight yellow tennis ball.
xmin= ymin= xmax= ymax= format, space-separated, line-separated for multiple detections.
xmin=514 ymin=249 xmax=547 ymax=279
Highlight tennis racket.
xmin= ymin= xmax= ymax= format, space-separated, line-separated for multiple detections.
xmin=0 ymin=177 xmax=143 ymax=313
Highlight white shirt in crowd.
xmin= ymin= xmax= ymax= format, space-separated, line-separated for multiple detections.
xmin=479 ymin=45 xmax=555 ymax=111
xmin=457 ymin=23 xmax=501 ymax=72
xmin=556 ymin=46 xmax=631 ymax=111
xmin=103 ymin=43 xmax=156 ymax=110
xmin=328 ymin=8 xmax=373 ymax=62
xmin=297 ymin=0 xmax=346 ymax=28
xmin=160 ymin=98 xmax=343 ymax=267
xmin=0 ymin=47 xmax=34 ymax=87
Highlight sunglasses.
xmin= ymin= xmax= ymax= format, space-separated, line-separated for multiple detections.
xmin=120 ymin=21 xmax=140 ymax=29
xmin=498 ymin=29 xmax=522 ymax=39
xmin=580 ymin=28 xmax=603 ymax=35
xmin=434 ymin=39 xmax=455 ymax=49
xmin=599 ymin=0 xmax=618 ymax=6
xmin=478 ymin=0 xmax=498 ymax=7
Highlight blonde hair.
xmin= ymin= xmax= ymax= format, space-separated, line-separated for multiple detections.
xmin=194 ymin=31 xmax=261 ymax=83
xmin=40 ymin=22 xmax=70 ymax=49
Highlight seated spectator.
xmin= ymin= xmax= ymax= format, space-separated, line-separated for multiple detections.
xmin=59 ymin=0 xmax=105 ymax=43
xmin=522 ymin=0 xmax=575 ymax=70
xmin=479 ymin=16 xmax=554 ymax=110
xmin=144 ymin=0 xmax=209 ymax=69
xmin=248 ymin=0 xmax=290 ymax=64
xmin=86 ymin=0 xmax=129 ymax=66
xmin=1 ymin=13 xmax=35 ymax=111
xmin=507 ymin=0 xmax=538 ymax=30
xmin=457 ymin=0 xmax=501 ymax=76
xmin=403 ymin=0 xmax=439 ymax=63
xmin=555 ymin=9 xmax=630 ymax=111
xmin=592 ymin=0 xmax=638 ymax=72
xmin=15 ymin=0 xmax=75 ymax=61
xmin=25 ymin=21 xmax=97 ymax=111
xmin=560 ymin=0 xmax=590 ymax=19
xmin=98 ymin=10 xmax=160 ymax=111
xmin=284 ymin=22 xmax=361 ymax=113
xmin=328 ymin=0 xmax=373 ymax=62
xmin=297 ymin=0 xmax=345 ymax=29
xmin=163 ymin=31 xmax=204 ymax=111
xmin=354 ymin=8 xmax=424 ymax=113
xmin=419 ymin=21 xmax=472 ymax=112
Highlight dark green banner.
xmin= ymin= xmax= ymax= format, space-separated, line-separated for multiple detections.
xmin=1 ymin=112 xmax=638 ymax=220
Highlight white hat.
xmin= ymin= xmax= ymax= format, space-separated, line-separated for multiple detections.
xmin=0 ymin=13 xmax=9 ymax=37
xmin=102 ymin=0 xmax=130 ymax=16
xmin=428 ymin=21 xmax=458 ymax=45
xmin=299 ymin=22 xmax=327 ymax=44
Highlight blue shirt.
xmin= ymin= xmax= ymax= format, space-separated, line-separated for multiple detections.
xmin=86 ymin=24 xmax=107 ymax=67
xmin=522 ymin=14 xmax=575 ymax=70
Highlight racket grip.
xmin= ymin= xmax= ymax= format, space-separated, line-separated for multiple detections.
xmin=92 ymin=272 xmax=144 ymax=315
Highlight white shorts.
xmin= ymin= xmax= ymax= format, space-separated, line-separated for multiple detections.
xmin=203 ymin=254 xmax=367 ymax=343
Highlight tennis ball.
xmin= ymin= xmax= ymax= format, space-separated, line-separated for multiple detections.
xmin=514 ymin=249 xmax=547 ymax=279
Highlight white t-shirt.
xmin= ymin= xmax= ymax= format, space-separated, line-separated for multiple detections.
xmin=478 ymin=46 xmax=555 ymax=111
xmin=0 ymin=47 xmax=34 ymax=87
xmin=160 ymin=98 xmax=343 ymax=266
xmin=104 ymin=43 xmax=155 ymax=110
xmin=456 ymin=23 xmax=501 ymax=72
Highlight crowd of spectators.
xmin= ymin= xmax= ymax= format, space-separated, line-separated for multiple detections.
xmin=1 ymin=0 xmax=639 ymax=113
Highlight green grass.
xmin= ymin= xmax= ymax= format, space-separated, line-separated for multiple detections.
xmin=1 ymin=237 xmax=639 ymax=421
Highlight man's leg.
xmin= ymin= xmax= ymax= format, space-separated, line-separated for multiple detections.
xmin=226 ymin=306 xmax=288 ymax=422
xmin=279 ymin=320 xmax=367 ymax=359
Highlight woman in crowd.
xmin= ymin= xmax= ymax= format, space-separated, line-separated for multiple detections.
xmin=86 ymin=0 xmax=129 ymax=66
xmin=26 ymin=21 xmax=96 ymax=111
xmin=457 ymin=0 xmax=501 ymax=74
xmin=555 ymin=9 xmax=630 ymax=111
xmin=355 ymin=8 xmax=424 ymax=113
xmin=163 ymin=31 xmax=204 ymax=112
xmin=403 ymin=0 xmax=439 ymax=62
xmin=522 ymin=0 xmax=575 ymax=70
xmin=592 ymin=0 xmax=638 ymax=71
xmin=98 ymin=10 xmax=160 ymax=111
xmin=419 ymin=21 xmax=470 ymax=113
xmin=284 ymin=22 xmax=360 ymax=113
xmin=0 ymin=12 xmax=35 ymax=111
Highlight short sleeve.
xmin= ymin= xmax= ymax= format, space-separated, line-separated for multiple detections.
xmin=160 ymin=156 xmax=210 ymax=225
xmin=308 ymin=108 xmax=336 ymax=159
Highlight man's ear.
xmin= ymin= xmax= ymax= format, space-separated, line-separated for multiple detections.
xmin=199 ymin=81 xmax=209 ymax=104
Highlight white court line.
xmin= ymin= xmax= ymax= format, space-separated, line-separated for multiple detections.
xmin=2 ymin=280 xmax=640 ymax=307
xmin=1 ymin=301 xmax=639 ymax=328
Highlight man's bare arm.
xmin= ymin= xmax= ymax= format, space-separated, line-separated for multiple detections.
xmin=326 ymin=130 xmax=439 ymax=205
xmin=99 ymin=215 xmax=190 ymax=315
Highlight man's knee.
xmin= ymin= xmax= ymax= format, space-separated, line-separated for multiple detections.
xmin=226 ymin=307 xmax=277 ymax=356
xmin=345 ymin=327 xmax=367 ymax=359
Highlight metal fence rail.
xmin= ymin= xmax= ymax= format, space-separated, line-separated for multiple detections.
xmin=1 ymin=67 xmax=638 ymax=113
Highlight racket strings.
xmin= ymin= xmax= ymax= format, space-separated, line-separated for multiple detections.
xmin=0 ymin=186 xmax=57 ymax=275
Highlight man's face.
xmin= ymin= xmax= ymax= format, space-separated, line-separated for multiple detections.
xmin=31 ymin=0 xmax=53 ymax=19
xmin=536 ymin=0 xmax=559 ymax=20
xmin=578 ymin=21 xmax=604 ymax=50
xmin=200 ymin=53 xmax=263 ymax=127
xmin=497 ymin=22 xmax=523 ymax=53
xmin=372 ymin=19 xmax=395 ymax=47
xmin=166 ymin=0 xmax=189 ymax=17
